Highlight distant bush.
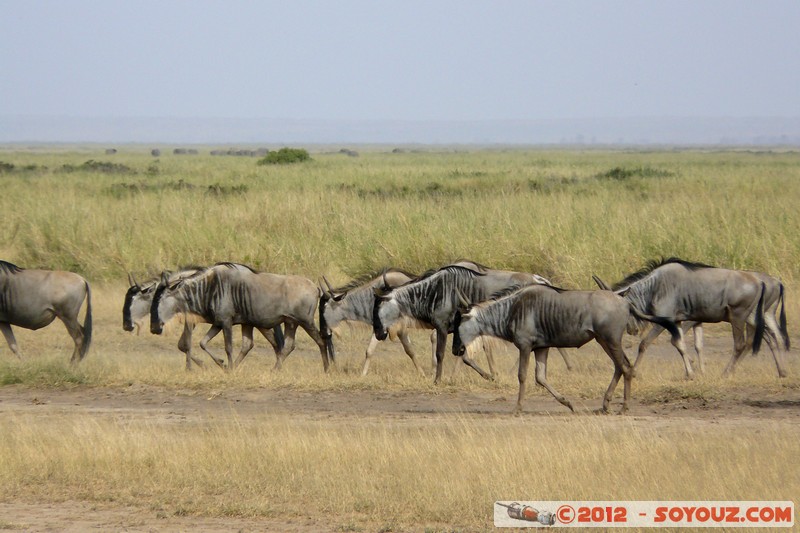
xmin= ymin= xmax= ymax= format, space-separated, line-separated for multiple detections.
xmin=61 ymin=159 xmax=134 ymax=174
xmin=206 ymin=183 xmax=249 ymax=196
xmin=257 ymin=147 xmax=311 ymax=165
xmin=0 ymin=161 xmax=15 ymax=173
xmin=596 ymin=166 xmax=674 ymax=181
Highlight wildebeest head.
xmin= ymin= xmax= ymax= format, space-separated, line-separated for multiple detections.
xmin=450 ymin=289 xmax=475 ymax=356
xmin=318 ymin=276 xmax=347 ymax=333
xmin=318 ymin=276 xmax=346 ymax=361
xmin=123 ymin=273 xmax=156 ymax=332
xmin=371 ymin=280 xmax=398 ymax=342
xmin=150 ymin=273 xmax=181 ymax=335
xmin=122 ymin=275 xmax=141 ymax=332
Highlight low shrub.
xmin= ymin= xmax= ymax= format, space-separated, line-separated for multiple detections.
xmin=257 ymin=147 xmax=311 ymax=165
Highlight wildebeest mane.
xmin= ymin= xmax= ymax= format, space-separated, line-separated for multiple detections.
xmin=0 ymin=260 xmax=24 ymax=275
xmin=612 ymin=257 xmax=716 ymax=290
xmin=485 ymin=282 xmax=565 ymax=303
xmin=214 ymin=261 xmax=257 ymax=273
xmin=451 ymin=259 xmax=492 ymax=272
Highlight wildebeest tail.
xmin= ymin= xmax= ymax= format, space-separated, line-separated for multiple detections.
xmin=318 ymin=297 xmax=335 ymax=362
xmin=629 ymin=304 xmax=680 ymax=340
xmin=779 ymin=282 xmax=790 ymax=350
xmin=752 ymin=282 xmax=766 ymax=356
xmin=80 ymin=280 xmax=93 ymax=360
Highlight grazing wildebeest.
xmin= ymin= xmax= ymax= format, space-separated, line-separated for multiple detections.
xmin=594 ymin=258 xmax=775 ymax=379
xmin=151 ymin=263 xmax=329 ymax=371
xmin=594 ymin=268 xmax=789 ymax=376
xmin=372 ymin=263 xmax=557 ymax=384
xmin=451 ymin=284 xmax=679 ymax=413
xmin=0 ymin=260 xmax=92 ymax=363
xmin=319 ymin=268 xmax=429 ymax=376
xmin=123 ymin=268 xmax=284 ymax=370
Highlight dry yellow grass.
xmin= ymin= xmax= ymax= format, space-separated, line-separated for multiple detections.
xmin=0 ymin=409 xmax=797 ymax=530
xmin=0 ymin=147 xmax=798 ymax=530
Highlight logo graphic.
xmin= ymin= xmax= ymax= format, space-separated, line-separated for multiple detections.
xmin=496 ymin=502 xmax=556 ymax=526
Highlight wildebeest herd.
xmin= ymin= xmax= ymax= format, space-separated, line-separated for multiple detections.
xmin=0 ymin=257 xmax=791 ymax=413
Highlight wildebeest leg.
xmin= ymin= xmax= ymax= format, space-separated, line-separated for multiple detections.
xmin=515 ymin=347 xmax=531 ymax=414
xmin=398 ymin=331 xmax=425 ymax=376
xmin=232 ymin=325 xmax=256 ymax=369
xmin=360 ymin=334 xmax=380 ymax=376
xmin=510 ymin=347 xmax=573 ymax=375
xmin=177 ymin=322 xmax=205 ymax=370
xmin=433 ymin=329 xmax=448 ymax=384
xmin=274 ymin=321 xmax=298 ymax=371
xmin=455 ymin=341 xmax=494 ymax=381
xmin=533 ymin=347 xmax=574 ymax=412
xmin=198 ymin=325 xmax=226 ymax=369
xmin=556 ymin=348 xmax=573 ymax=371
xmin=58 ymin=314 xmax=85 ymax=365
xmin=257 ymin=327 xmax=282 ymax=356
xmin=632 ymin=324 xmax=659 ymax=370
xmin=691 ymin=323 xmax=705 ymax=374
xmin=598 ymin=339 xmax=634 ymax=414
xmin=721 ymin=322 xmax=749 ymax=377
xmin=750 ymin=316 xmax=789 ymax=377
xmin=665 ymin=325 xmax=695 ymax=380
xmin=483 ymin=338 xmax=497 ymax=377
xmin=635 ymin=322 xmax=696 ymax=378
xmin=429 ymin=331 xmax=437 ymax=372
xmin=0 ymin=323 xmax=21 ymax=358
xmin=221 ymin=322 xmax=235 ymax=371
xmin=297 ymin=320 xmax=330 ymax=372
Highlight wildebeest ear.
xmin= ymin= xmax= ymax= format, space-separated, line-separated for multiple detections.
xmin=592 ymin=275 xmax=611 ymax=291
xmin=617 ymin=287 xmax=631 ymax=298
xmin=372 ymin=286 xmax=388 ymax=299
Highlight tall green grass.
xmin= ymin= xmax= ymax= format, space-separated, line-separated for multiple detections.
xmin=1 ymin=147 xmax=798 ymax=288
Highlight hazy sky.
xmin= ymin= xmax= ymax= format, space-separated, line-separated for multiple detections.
xmin=1 ymin=0 xmax=799 ymax=122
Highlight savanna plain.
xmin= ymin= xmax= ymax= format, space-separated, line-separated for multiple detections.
xmin=0 ymin=145 xmax=798 ymax=532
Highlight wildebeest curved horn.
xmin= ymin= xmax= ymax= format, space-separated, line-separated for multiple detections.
xmin=323 ymin=275 xmax=336 ymax=295
xmin=382 ymin=271 xmax=389 ymax=290
xmin=318 ymin=278 xmax=331 ymax=299
xmin=128 ymin=272 xmax=136 ymax=288
xmin=592 ymin=275 xmax=611 ymax=291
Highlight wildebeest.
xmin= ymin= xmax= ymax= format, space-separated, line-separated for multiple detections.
xmin=451 ymin=284 xmax=679 ymax=413
xmin=123 ymin=268 xmax=284 ymax=370
xmin=0 ymin=260 xmax=92 ymax=363
xmin=372 ymin=263 xmax=557 ymax=384
xmin=319 ymin=268 xmax=429 ymax=376
xmin=594 ymin=267 xmax=789 ymax=377
xmin=151 ymin=263 xmax=329 ymax=371
xmin=594 ymin=258 xmax=775 ymax=379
